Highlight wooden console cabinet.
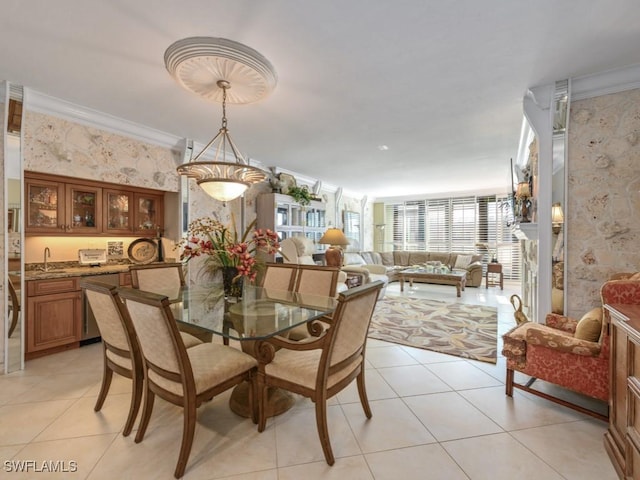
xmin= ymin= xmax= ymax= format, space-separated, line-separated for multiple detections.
xmin=605 ymin=303 xmax=640 ymax=479
xmin=26 ymin=277 xmax=83 ymax=359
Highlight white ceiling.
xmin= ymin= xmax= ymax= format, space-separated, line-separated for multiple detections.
xmin=2 ymin=1 xmax=640 ymax=200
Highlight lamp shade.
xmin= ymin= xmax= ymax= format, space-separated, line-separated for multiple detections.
xmin=198 ymin=178 xmax=249 ymax=202
xmin=319 ymin=228 xmax=349 ymax=246
xmin=516 ymin=182 xmax=531 ymax=198
xmin=551 ymin=203 xmax=564 ymax=224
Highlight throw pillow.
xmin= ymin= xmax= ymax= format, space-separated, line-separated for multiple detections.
xmin=343 ymin=252 xmax=366 ymax=266
xmin=574 ymin=307 xmax=603 ymax=342
xmin=454 ymin=254 xmax=473 ymax=269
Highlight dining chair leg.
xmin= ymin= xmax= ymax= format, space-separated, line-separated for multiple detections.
xmin=257 ymin=376 xmax=268 ymax=432
xmin=249 ymin=374 xmax=258 ymax=425
xmin=135 ymin=388 xmax=155 ymax=443
xmin=175 ymin=402 xmax=197 ymax=479
xmin=356 ymin=370 xmax=372 ymax=419
xmin=315 ymin=398 xmax=335 ymax=465
xmin=123 ymin=370 xmax=144 ymax=437
xmin=94 ymin=360 xmax=113 ymax=412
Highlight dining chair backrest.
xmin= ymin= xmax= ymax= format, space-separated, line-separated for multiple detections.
xmin=130 ymin=263 xmax=185 ymax=300
xmin=118 ymin=287 xmax=191 ymax=391
xmin=328 ymin=281 xmax=382 ymax=368
xmin=295 ymin=264 xmax=340 ymax=297
xmin=83 ymin=280 xmax=135 ymax=356
xmin=261 ymin=263 xmax=298 ymax=291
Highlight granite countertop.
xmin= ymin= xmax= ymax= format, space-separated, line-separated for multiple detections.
xmin=23 ymin=261 xmax=134 ymax=281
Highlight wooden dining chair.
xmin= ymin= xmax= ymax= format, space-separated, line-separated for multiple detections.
xmin=260 ymin=263 xmax=298 ymax=291
xmin=129 ymin=263 xmax=185 ymax=299
xmin=7 ymin=276 xmax=20 ymax=338
xmin=82 ymin=278 xmax=204 ymax=436
xmin=117 ymin=286 xmax=258 ymax=479
xmin=287 ymin=264 xmax=340 ymax=340
xmin=256 ymin=280 xmax=384 ymax=465
xmin=130 ymin=262 xmax=212 ymax=343
xmin=294 ymin=264 xmax=340 ymax=296
xmin=81 ymin=278 xmax=145 ymax=437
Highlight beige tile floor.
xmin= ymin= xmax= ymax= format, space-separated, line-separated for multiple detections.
xmin=0 ymin=281 xmax=617 ymax=479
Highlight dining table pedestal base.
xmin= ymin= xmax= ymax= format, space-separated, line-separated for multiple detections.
xmin=229 ymin=382 xmax=295 ymax=418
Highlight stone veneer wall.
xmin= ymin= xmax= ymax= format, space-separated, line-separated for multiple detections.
xmin=23 ymin=111 xmax=180 ymax=192
xmin=566 ymin=87 xmax=640 ymax=316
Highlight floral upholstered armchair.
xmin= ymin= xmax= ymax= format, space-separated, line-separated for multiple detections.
xmin=502 ymin=277 xmax=640 ymax=420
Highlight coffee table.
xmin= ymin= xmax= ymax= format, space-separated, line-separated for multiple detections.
xmin=399 ymin=268 xmax=467 ymax=297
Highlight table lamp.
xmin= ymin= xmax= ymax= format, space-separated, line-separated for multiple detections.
xmin=319 ymin=228 xmax=349 ymax=267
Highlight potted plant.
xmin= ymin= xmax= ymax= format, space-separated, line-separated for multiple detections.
xmin=286 ymin=185 xmax=312 ymax=206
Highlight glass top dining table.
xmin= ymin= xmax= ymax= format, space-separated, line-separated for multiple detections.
xmin=167 ymin=283 xmax=338 ymax=342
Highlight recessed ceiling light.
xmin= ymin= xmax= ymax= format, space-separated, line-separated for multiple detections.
xmin=378 ymin=145 xmax=389 ymax=151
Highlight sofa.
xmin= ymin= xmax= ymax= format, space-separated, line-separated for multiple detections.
xmin=343 ymin=250 xmax=484 ymax=288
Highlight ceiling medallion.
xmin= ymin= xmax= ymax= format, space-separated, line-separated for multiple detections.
xmin=165 ymin=38 xmax=277 ymax=203
xmin=164 ymin=36 xmax=277 ymax=104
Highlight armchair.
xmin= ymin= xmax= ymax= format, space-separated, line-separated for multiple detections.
xmin=281 ymin=237 xmax=348 ymax=293
xmin=501 ymin=279 xmax=638 ymax=420
xmin=342 ymin=252 xmax=388 ymax=299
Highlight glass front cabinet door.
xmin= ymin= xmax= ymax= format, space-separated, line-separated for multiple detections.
xmin=103 ymin=189 xmax=133 ymax=235
xmin=26 ymin=178 xmax=65 ymax=233
xmin=66 ymin=183 xmax=102 ymax=234
xmin=134 ymin=193 xmax=163 ymax=234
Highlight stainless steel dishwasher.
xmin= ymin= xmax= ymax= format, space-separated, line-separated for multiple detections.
xmin=81 ymin=272 xmax=120 ymax=345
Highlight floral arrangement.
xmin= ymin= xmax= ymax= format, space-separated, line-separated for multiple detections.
xmin=179 ymin=216 xmax=280 ymax=282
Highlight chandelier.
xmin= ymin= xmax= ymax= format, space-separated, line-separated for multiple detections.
xmin=164 ymin=37 xmax=277 ymax=203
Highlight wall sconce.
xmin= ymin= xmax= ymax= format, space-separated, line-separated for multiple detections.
xmin=551 ymin=203 xmax=564 ymax=234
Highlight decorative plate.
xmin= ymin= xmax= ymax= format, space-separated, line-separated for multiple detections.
xmin=128 ymin=238 xmax=158 ymax=264
xmin=278 ymin=173 xmax=297 ymax=194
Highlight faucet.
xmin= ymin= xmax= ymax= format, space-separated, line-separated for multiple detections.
xmin=44 ymin=247 xmax=51 ymax=272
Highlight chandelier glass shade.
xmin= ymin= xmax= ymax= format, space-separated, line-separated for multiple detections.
xmin=165 ymin=37 xmax=277 ymax=202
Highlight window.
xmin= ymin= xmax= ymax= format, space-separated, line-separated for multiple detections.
xmin=385 ymin=194 xmax=521 ymax=280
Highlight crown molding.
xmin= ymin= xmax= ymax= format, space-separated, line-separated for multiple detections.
xmin=572 ymin=63 xmax=640 ymax=101
xmin=24 ymin=88 xmax=184 ymax=150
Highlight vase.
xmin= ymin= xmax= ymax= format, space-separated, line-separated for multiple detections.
xmin=222 ymin=266 xmax=243 ymax=298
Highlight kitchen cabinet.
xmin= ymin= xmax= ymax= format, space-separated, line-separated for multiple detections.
xmin=103 ymin=189 xmax=163 ymax=235
xmin=25 ymin=171 xmax=163 ymax=236
xmin=257 ymin=193 xmax=327 ymax=257
xmin=26 ymin=175 xmax=102 ymax=234
xmin=25 ymin=277 xmax=83 ymax=359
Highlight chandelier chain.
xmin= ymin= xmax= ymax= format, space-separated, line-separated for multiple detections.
xmin=221 ymin=84 xmax=228 ymax=129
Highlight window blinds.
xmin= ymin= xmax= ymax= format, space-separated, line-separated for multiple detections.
xmin=385 ymin=194 xmax=521 ymax=280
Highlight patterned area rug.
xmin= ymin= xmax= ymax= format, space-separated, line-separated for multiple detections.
xmin=369 ymin=295 xmax=498 ymax=363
